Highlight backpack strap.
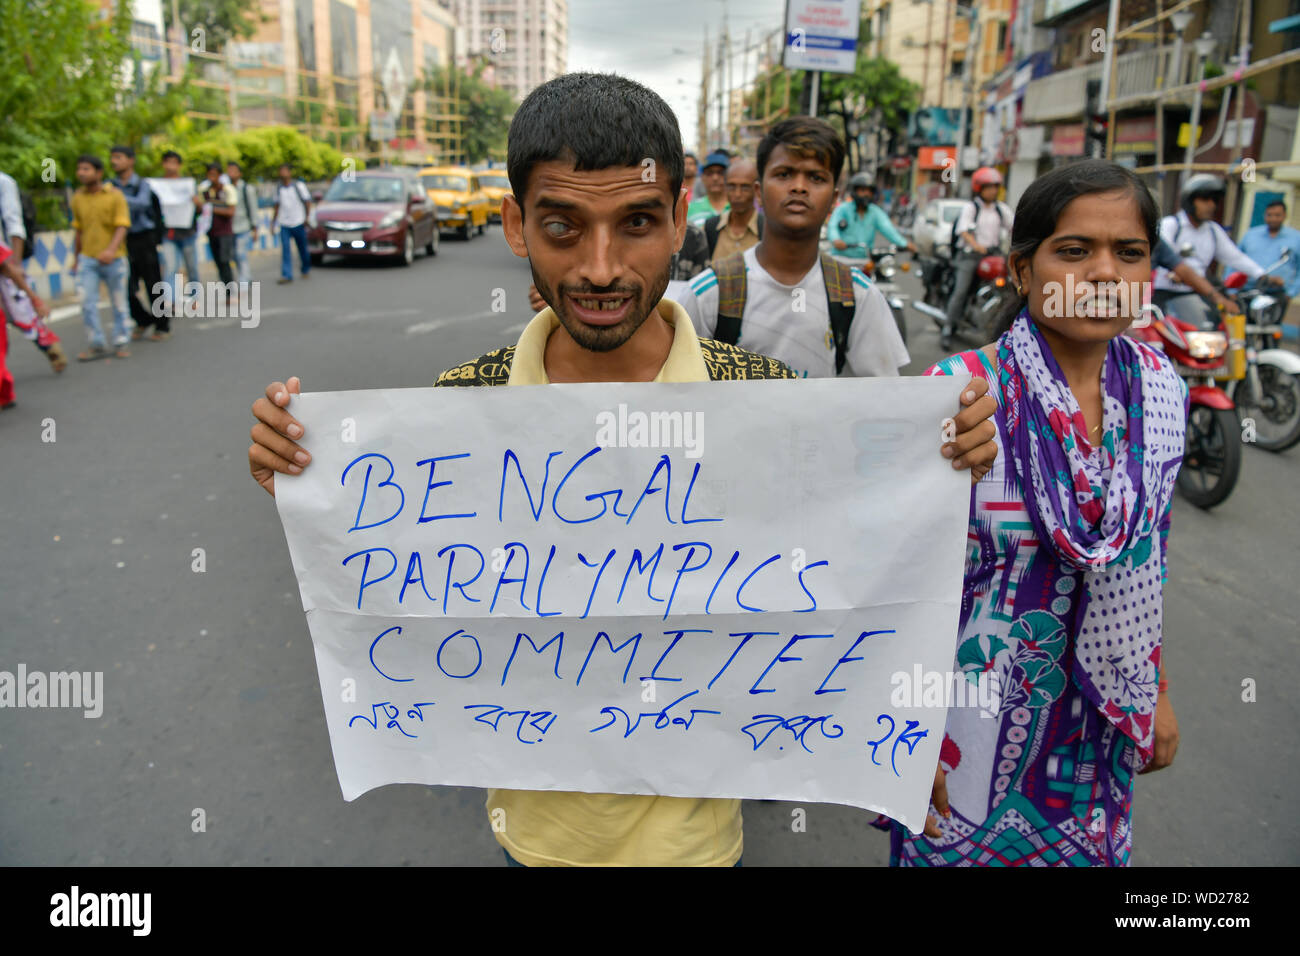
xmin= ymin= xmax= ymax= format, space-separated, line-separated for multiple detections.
xmin=820 ymin=252 xmax=857 ymax=375
xmin=711 ymin=251 xmax=748 ymax=345
xmin=703 ymin=215 xmax=721 ymax=259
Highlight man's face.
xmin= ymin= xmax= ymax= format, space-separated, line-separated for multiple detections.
xmin=227 ymin=164 xmax=241 ymax=182
xmin=1193 ymin=195 xmax=1217 ymax=221
xmin=162 ymin=156 xmax=181 ymax=176
xmin=852 ymin=185 xmax=872 ymax=205
xmin=1265 ymin=205 xmax=1285 ymax=232
xmin=724 ymin=160 xmax=757 ymax=210
xmin=683 ymin=155 xmax=698 ymax=179
xmin=109 ymin=152 xmax=130 ymax=176
xmin=279 ymin=167 xmax=292 ymax=181
xmin=501 ymin=160 xmax=684 ymax=353
xmin=979 ymin=183 xmax=999 ymax=203
xmin=206 ymin=169 xmax=220 ymax=185
xmin=701 ymin=164 xmax=726 ymax=197
xmin=76 ymin=162 xmax=100 ymax=186
xmin=758 ymin=145 xmax=836 ymax=240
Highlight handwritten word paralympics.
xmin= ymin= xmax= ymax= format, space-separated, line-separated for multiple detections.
xmin=334 ymin=446 xmax=833 ymax=617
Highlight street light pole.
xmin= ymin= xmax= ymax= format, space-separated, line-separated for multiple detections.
xmin=952 ymin=4 xmax=980 ymax=196
xmin=1183 ymin=31 xmax=1216 ymax=174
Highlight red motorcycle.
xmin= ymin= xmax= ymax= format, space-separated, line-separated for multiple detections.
xmin=912 ymin=251 xmax=1013 ymax=344
xmin=1131 ymin=300 xmax=1244 ymax=509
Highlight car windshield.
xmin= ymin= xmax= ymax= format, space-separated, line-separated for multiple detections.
xmin=479 ymin=175 xmax=509 ymax=189
xmin=423 ymin=174 xmax=468 ymax=191
xmin=323 ymin=177 xmax=405 ymax=202
xmin=942 ymin=206 xmax=962 ymax=223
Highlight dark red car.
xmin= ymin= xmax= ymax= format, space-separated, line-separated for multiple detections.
xmin=308 ymin=169 xmax=439 ymax=266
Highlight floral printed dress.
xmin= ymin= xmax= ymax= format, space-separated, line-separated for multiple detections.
xmin=890 ymin=346 xmax=1172 ymax=866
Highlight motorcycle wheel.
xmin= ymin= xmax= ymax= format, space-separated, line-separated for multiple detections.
xmin=1233 ymin=364 xmax=1300 ymax=452
xmin=1176 ymin=405 xmax=1242 ymax=509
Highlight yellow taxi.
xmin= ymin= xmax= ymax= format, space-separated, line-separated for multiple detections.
xmin=476 ymin=168 xmax=510 ymax=222
xmin=420 ymin=165 xmax=490 ymax=240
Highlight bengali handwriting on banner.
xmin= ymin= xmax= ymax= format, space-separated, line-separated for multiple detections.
xmin=274 ymin=376 xmax=972 ymax=833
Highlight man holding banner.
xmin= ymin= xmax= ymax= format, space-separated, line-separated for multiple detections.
xmin=247 ymin=72 xmax=998 ymax=866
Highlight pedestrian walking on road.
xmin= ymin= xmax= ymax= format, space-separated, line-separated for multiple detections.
xmin=273 ymin=164 xmax=312 ymax=284
xmin=910 ymin=160 xmax=1184 ymax=867
xmin=246 ymin=71 xmax=1000 ymax=868
xmin=201 ymin=163 xmax=238 ymax=292
xmin=109 ymin=145 xmax=169 ymax=342
xmin=156 ymin=150 xmax=202 ymax=315
xmin=0 ymin=238 xmax=52 ymax=408
xmin=0 ymin=168 xmax=66 ymax=371
xmin=228 ymin=161 xmax=259 ymax=283
xmin=70 ymin=154 xmax=132 ymax=361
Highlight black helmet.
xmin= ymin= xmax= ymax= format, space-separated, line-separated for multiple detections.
xmin=1180 ymin=173 xmax=1225 ymax=217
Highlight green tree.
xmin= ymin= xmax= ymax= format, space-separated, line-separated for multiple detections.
xmin=422 ymin=63 xmax=515 ymax=164
xmin=0 ymin=0 xmax=186 ymax=188
xmin=165 ymin=0 xmax=265 ymax=53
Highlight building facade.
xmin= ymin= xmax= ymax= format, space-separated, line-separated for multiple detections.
xmin=454 ymin=0 xmax=568 ymax=101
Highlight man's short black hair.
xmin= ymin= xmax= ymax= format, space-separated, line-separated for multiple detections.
xmin=206 ymin=162 xmax=222 ymax=173
xmin=227 ymin=160 xmax=242 ymax=171
xmin=757 ymin=116 xmax=846 ymax=184
xmin=1266 ymin=200 xmax=1287 ymax=213
xmin=506 ymin=72 xmax=683 ymax=211
xmin=76 ymin=154 xmax=104 ymax=172
xmin=161 ymin=150 xmax=182 ymax=163
xmin=109 ymin=144 xmax=134 ymax=159
xmin=279 ymin=163 xmax=292 ymax=172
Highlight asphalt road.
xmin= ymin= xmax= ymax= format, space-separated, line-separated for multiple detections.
xmin=1 ymin=231 xmax=1296 ymax=866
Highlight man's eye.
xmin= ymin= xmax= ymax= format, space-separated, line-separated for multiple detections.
xmin=627 ymin=214 xmax=652 ymax=229
xmin=543 ymin=221 xmax=572 ymax=237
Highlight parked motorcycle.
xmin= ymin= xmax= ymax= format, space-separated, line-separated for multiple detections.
xmin=1131 ymin=303 xmax=1243 ymax=509
xmin=824 ymin=243 xmax=909 ymax=345
xmin=1221 ymin=249 xmax=1300 ymax=452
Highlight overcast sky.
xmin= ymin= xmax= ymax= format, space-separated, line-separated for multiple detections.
xmin=566 ymin=0 xmax=790 ymax=152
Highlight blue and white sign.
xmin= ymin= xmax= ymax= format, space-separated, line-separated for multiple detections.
xmin=782 ymin=0 xmax=861 ymax=75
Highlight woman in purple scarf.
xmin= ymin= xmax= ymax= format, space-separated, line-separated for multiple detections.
xmin=899 ymin=160 xmax=1187 ymax=866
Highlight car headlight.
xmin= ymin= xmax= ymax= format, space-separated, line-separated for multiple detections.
xmin=1184 ymin=330 xmax=1227 ymax=359
xmin=378 ymin=210 xmax=403 ymax=229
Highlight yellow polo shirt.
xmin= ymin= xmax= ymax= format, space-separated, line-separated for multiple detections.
xmin=71 ymin=184 xmax=131 ymax=260
xmin=490 ymin=297 xmax=743 ymax=866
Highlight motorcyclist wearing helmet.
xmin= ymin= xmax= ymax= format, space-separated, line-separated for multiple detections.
xmin=1154 ymin=174 xmax=1268 ymax=328
xmin=827 ymin=172 xmax=917 ymax=257
xmin=941 ymin=166 xmax=1014 ymax=348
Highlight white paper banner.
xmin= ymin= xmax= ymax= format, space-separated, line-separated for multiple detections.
xmin=274 ymin=376 xmax=972 ymax=833
xmin=147 ymin=177 xmax=196 ymax=230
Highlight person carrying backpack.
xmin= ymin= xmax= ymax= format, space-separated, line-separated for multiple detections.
xmin=272 ymin=164 xmax=313 ymax=284
xmin=110 ymin=145 xmax=170 ymax=341
xmin=673 ymin=117 xmax=907 ymax=378
xmin=942 ymin=167 xmax=1013 ymax=349
xmin=227 ymin=161 xmax=260 ymax=283
xmin=0 ymin=168 xmax=67 ymax=372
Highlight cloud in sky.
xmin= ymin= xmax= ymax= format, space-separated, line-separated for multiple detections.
xmin=565 ymin=0 xmax=789 ymax=151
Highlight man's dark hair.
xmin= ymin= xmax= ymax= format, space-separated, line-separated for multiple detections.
xmin=279 ymin=163 xmax=292 ymax=172
xmin=109 ymin=144 xmax=134 ymax=159
xmin=227 ymin=160 xmax=242 ymax=172
xmin=161 ymin=150 xmax=182 ymax=163
xmin=206 ymin=162 xmax=222 ymax=173
xmin=684 ymin=151 xmax=697 ymax=162
xmin=757 ymin=116 xmax=846 ymax=184
xmin=76 ymin=154 xmax=104 ymax=172
xmin=506 ymin=72 xmax=683 ymax=211
xmin=1266 ymin=200 xmax=1287 ymax=213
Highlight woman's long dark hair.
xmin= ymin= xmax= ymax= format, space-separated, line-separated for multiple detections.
xmin=990 ymin=160 xmax=1161 ymax=339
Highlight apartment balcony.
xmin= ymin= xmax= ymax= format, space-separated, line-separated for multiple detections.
xmin=1023 ymin=45 xmax=1192 ymax=123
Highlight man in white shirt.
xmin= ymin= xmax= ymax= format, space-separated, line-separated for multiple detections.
xmin=1154 ymin=174 xmax=1264 ymax=328
xmin=672 ymin=117 xmax=908 ymax=378
xmin=942 ymin=166 xmax=1013 ymax=348
xmin=272 ymin=163 xmax=313 ymax=284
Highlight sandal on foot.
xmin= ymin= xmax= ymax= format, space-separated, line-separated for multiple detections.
xmin=131 ymin=327 xmax=147 ymax=341
xmin=114 ymin=345 xmax=131 ymax=358
xmin=77 ymin=345 xmax=111 ymax=362
xmin=149 ymin=330 xmax=171 ymax=342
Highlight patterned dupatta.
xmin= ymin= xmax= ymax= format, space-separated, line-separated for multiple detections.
xmin=998 ymin=310 xmax=1185 ymax=759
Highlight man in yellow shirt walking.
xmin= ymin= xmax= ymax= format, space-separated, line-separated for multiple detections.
xmin=70 ymin=154 xmax=133 ymax=360
xmin=245 ymin=73 xmax=999 ymax=866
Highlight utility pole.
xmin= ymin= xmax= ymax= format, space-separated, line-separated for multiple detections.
xmin=951 ymin=4 xmax=980 ymax=196
xmin=700 ymin=27 xmax=711 ymax=153
xmin=1097 ymin=0 xmax=1120 ymax=158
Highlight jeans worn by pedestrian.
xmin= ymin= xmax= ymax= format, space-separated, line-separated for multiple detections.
xmin=125 ymin=231 xmax=167 ymax=333
xmin=280 ymin=224 xmax=311 ymax=280
xmin=944 ymin=251 xmax=982 ymax=341
xmin=163 ymin=233 xmax=200 ymax=310
xmin=233 ymin=230 xmax=253 ymax=283
xmin=77 ymin=254 xmax=130 ymax=347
